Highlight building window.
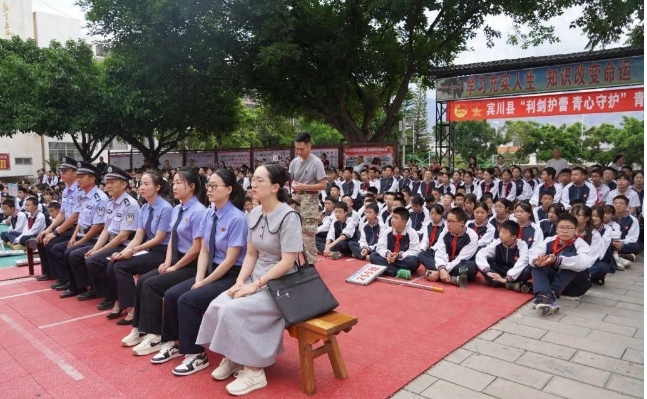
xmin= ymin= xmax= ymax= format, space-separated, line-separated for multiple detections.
xmin=15 ymin=157 xmax=32 ymax=165
xmin=48 ymin=142 xmax=81 ymax=161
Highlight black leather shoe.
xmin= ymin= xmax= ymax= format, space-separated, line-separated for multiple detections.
xmin=106 ymin=309 xmax=125 ymax=319
xmin=97 ymin=301 xmax=115 ymax=311
xmin=36 ymin=274 xmax=53 ymax=281
xmin=54 ymin=283 xmax=71 ymax=292
xmin=50 ymin=280 xmax=67 ymax=290
xmin=116 ymin=317 xmax=133 ymax=326
xmin=77 ymin=291 xmax=97 ymax=301
xmin=59 ymin=289 xmax=79 ymax=299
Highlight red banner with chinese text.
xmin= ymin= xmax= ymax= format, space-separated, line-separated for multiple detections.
xmin=448 ymin=87 xmax=644 ymax=121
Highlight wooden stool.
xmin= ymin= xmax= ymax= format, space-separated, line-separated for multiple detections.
xmin=287 ymin=311 xmax=358 ymax=396
xmin=26 ymin=238 xmax=38 ymax=276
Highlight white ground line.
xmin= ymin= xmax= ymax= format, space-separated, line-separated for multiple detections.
xmin=38 ymin=311 xmax=110 ymax=329
xmin=0 ymin=289 xmax=50 ymax=300
xmin=0 ymin=277 xmax=35 ymax=286
xmin=0 ymin=314 xmax=84 ymax=380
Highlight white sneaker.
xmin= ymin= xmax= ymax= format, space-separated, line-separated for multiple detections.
xmin=132 ymin=334 xmax=162 ymax=356
xmin=226 ymin=367 xmax=268 ymax=396
xmin=151 ymin=342 xmax=181 ymax=364
xmin=614 ymin=255 xmax=628 ymax=271
xmin=211 ymin=357 xmax=243 ymax=381
xmin=172 ymin=352 xmax=210 ymax=376
xmin=121 ymin=328 xmax=144 ymax=347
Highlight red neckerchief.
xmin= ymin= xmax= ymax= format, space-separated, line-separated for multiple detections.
xmin=393 ymin=233 xmax=404 ymax=253
xmin=429 ymin=225 xmax=438 ymax=246
xmin=517 ymin=221 xmax=531 ymax=239
xmin=544 ymin=181 xmax=554 ymax=189
xmin=552 ymin=236 xmax=576 ymax=255
xmin=450 ymin=227 xmax=467 ymax=261
xmin=424 ymin=181 xmax=431 ymax=195
xmin=496 ymin=215 xmax=509 ymax=231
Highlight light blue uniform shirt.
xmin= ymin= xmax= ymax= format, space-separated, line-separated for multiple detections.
xmin=138 ymin=196 xmax=174 ymax=245
xmin=62 ymin=181 xmax=80 ymax=220
xmin=77 ymin=186 xmax=109 ymax=233
xmin=202 ymin=201 xmax=248 ymax=266
xmin=169 ymin=196 xmax=207 ymax=253
xmin=107 ymin=192 xmax=140 ymax=236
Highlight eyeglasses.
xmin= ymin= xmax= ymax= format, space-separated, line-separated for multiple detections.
xmin=207 ymin=183 xmax=228 ymax=190
xmin=557 ymin=226 xmax=576 ymax=231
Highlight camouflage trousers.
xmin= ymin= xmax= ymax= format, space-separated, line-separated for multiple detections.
xmin=294 ymin=192 xmax=319 ymax=266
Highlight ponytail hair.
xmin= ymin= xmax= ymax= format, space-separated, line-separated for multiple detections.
xmin=143 ymin=169 xmax=172 ymax=203
xmin=575 ymin=205 xmax=594 ymax=245
xmin=214 ymin=168 xmax=245 ymax=210
xmin=175 ymin=167 xmax=208 ymax=206
xmin=263 ymin=163 xmax=290 ymax=203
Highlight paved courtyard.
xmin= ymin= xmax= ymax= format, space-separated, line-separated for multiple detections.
xmin=394 ymin=257 xmax=644 ymax=399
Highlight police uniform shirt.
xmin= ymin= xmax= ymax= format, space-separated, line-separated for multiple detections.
xmin=203 ymin=201 xmax=248 ymax=266
xmin=529 ymin=236 xmax=594 ymax=272
xmin=139 ymin=196 xmax=174 ymax=245
xmin=169 ymin=196 xmax=207 ymax=254
xmin=77 ymin=186 xmax=109 ymax=234
xmin=62 ymin=181 xmax=80 ymax=220
xmin=475 ymin=238 xmax=529 ymax=281
xmin=107 ymin=191 xmax=141 ymax=237
xmin=289 ymin=154 xmax=326 ymax=186
xmin=560 ymin=181 xmax=598 ymax=210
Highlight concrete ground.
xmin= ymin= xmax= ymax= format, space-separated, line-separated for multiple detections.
xmin=393 ymin=256 xmax=645 ymax=399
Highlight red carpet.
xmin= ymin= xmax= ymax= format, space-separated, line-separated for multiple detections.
xmin=0 ymin=257 xmax=530 ymax=399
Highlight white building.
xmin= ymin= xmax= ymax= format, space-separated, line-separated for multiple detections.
xmin=0 ymin=0 xmax=126 ymax=179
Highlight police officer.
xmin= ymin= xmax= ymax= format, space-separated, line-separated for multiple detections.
xmin=289 ymin=132 xmax=326 ymax=266
xmin=36 ymin=157 xmax=81 ymax=283
xmin=76 ymin=165 xmax=140 ymax=301
xmin=54 ymin=161 xmax=109 ymax=298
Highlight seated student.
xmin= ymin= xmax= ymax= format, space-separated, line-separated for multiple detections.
xmin=369 ymin=206 xmax=420 ymax=279
xmin=539 ymin=203 xmax=565 ymax=238
xmin=573 ymin=205 xmax=602 ymax=270
xmin=322 ymin=201 xmax=358 ymax=260
xmin=607 ymin=172 xmax=641 ymax=214
xmin=533 ymin=192 xmax=554 ymax=222
xmin=498 ymin=168 xmax=517 ymax=202
xmin=589 ymin=206 xmax=614 ymax=285
xmin=481 ymin=192 xmax=495 ymax=217
xmin=339 ymin=167 xmax=359 ymax=200
xmin=424 ymin=194 xmax=436 ymax=212
xmin=349 ymin=203 xmax=383 ymax=260
xmin=611 ymin=195 xmax=641 ymax=269
xmin=558 ymin=168 xmax=572 ymax=188
xmin=463 ymin=171 xmax=477 ymax=196
xmin=408 ymin=196 xmax=429 ymax=237
xmin=560 ymin=167 xmax=597 ymax=210
xmin=437 ymin=172 xmax=456 ymax=195
xmin=1 ymin=200 xmax=28 ymax=247
xmin=441 ymin=193 xmax=454 ymax=217
xmin=463 ymin=193 xmax=477 ymax=221
xmin=476 ymin=220 xmax=531 ymax=291
xmin=602 ymin=167 xmax=618 ymax=191
xmin=530 ymin=167 xmax=563 ymax=207
xmin=513 ymin=202 xmax=544 ymax=250
xmin=417 ymin=170 xmax=435 ymax=198
xmin=419 ymin=204 xmax=446 ymax=273
xmin=315 ymin=198 xmax=335 ymax=252
xmin=46 ymin=201 xmax=61 ymax=224
xmin=426 ymin=207 xmax=479 ymax=285
xmin=529 ymin=213 xmax=594 ymax=316
xmin=466 ymin=202 xmax=495 ymax=250
xmin=589 ymin=168 xmax=610 ymax=204
xmin=475 ymin=168 xmax=498 ymax=201
xmin=489 ymin=198 xmax=514 ymax=239
xmin=341 ymin=195 xmax=361 ymax=224
xmin=512 ymin=166 xmax=533 ymax=201
xmin=454 ymin=192 xmax=465 ymax=209
xmin=386 ymin=197 xmax=409 ymax=226
xmin=379 ymin=192 xmax=396 ymax=224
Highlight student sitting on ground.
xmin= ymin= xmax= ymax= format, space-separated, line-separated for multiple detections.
xmin=589 ymin=206 xmax=614 ymax=285
xmin=466 ymin=201 xmax=496 ymax=251
xmin=322 ymin=201 xmax=358 ymax=260
xmin=490 ymin=198 xmax=514 ymax=239
xmin=3 ymin=197 xmax=46 ymax=250
xmin=530 ymin=167 xmax=562 ymax=207
xmin=539 ymin=203 xmax=565 ymax=238
xmin=513 ymin=202 xmax=544 ymax=250
xmin=408 ymin=196 xmax=428 ymax=237
xmin=529 ymin=213 xmax=594 ymax=317
xmin=315 ymin=198 xmax=335 ymax=252
xmin=533 ymin=192 xmax=554 ymax=222
xmin=369 ymin=206 xmax=420 ymax=279
xmin=349 ymin=204 xmax=383 ymax=261
xmin=1 ymin=199 xmax=28 ymax=248
xmin=476 ymin=220 xmax=531 ymax=291
xmin=418 ymin=204 xmax=446 ymax=274
xmin=610 ymin=195 xmax=641 ymax=270
xmin=427 ymin=208 xmax=479 ymax=286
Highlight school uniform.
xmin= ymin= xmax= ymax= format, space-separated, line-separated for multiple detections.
xmin=53 ymin=183 xmax=109 ymax=297
xmin=604 ymin=180 xmax=617 ymax=191
xmin=14 ymin=197 xmax=26 ymax=211
xmin=529 ymin=236 xmax=594 ymax=298
xmin=463 ymin=182 xmax=478 ymax=196
xmin=475 ymin=181 xmax=498 ymax=201
xmin=131 ymin=197 xmax=206 ymax=334
xmin=513 ymin=178 xmax=533 ymax=201
xmin=417 ymin=221 xmax=445 ymax=270
xmin=319 ymin=215 xmax=359 ymax=255
xmin=408 ymin=208 xmax=429 ymax=237
xmin=497 ymin=180 xmax=517 ymax=202
xmin=530 ymin=181 xmax=563 ymax=206
xmin=476 ymin=238 xmax=531 ymax=286
xmin=164 ymin=201 xmax=247 ymax=355
xmin=607 ymin=188 xmax=641 ymax=209
xmin=10 ymin=211 xmax=46 ymax=245
xmin=593 ymin=183 xmax=610 ymax=204
xmin=466 ymin=219 xmax=495 ymax=249
xmin=417 ymin=180 xmax=435 ymax=197
xmin=338 ymin=179 xmax=359 ymax=200
xmin=349 ymin=219 xmax=383 ymax=259
xmin=432 ymin=227 xmax=479 ymax=279
xmin=369 ymin=226 xmax=420 ymax=276
xmin=616 ymin=213 xmax=642 ymax=254
xmin=533 ymin=207 xmax=549 ymax=224
xmin=411 ymin=180 xmax=422 ymax=196
xmin=315 ymin=210 xmax=334 ymax=251
xmin=489 ymin=215 xmax=515 ymax=240
xmin=398 ymin=177 xmax=413 ymax=192
xmin=379 ymin=177 xmax=399 ymax=194
xmin=83 ymin=189 xmax=140 ymax=298
xmin=517 ymin=222 xmax=544 ymax=250
xmin=437 ymin=183 xmax=456 ymax=196
xmin=560 ymin=181 xmax=597 ymax=210
xmin=589 ymin=226 xmax=614 ymax=283
xmin=539 ymin=219 xmax=556 ymax=238
xmin=0 ymin=211 xmax=28 ymax=244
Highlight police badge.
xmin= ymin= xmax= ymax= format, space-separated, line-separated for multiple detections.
xmin=126 ymin=213 xmax=135 ymax=224
xmin=97 ymin=207 xmax=105 ymax=217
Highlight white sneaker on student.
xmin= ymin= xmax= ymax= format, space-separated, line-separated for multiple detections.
xmin=211 ymin=357 xmax=243 ymax=381
xmin=172 ymin=353 xmax=209 ymax=376
xmin=122 ymin=328 xmax=144 ymax=347
xmin=613 ymin=254 xmax=628 ymax=271
xmin=151 ymin=342 xmax=181 ymax=364
xmin=132 ymin=333 xmax=162 ymax=356
xmin=226 ymin=367 xmax=268 ymax=396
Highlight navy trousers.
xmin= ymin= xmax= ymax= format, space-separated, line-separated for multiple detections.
xmin=368 ymin=252 xmax=420 ymax=276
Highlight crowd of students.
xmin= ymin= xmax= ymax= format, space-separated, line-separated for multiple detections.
xmin=0 ymin=149 xmax=643 ymax=394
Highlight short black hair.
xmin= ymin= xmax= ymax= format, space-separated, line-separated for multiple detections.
xmin=411 ymin=196 xmax=424 ymax=206
xmin=2 ymin=199 xmax=15 ymax=208
xmin=447 ymin=207 xmax=467 ymax=223
xmin=571 ymin=166 xmax=587 ymax=175
xmin=364 ymin=203 xmax=379 ymax=214
xmin=47 ymin=202 xmax=61 ymax=211
xmin=556 ymin=213 xmax=578 ymax=227
xmin=25 ymin=197 xmax=39 ymax=206
xmin=543 ymin=167 xmax=557 ymax=179
xmin=392 ymin=206 xmax=409 ymax=222
xmin=612 ymin=195 xmax=629 ymax=205
xmin=540 ymin=191 xmax=555 ymax=199
xmin=500 ymin=220 xmax=520 ymax=237
xmin=295 ymin=132 xmax=312 ymax=144
xmin=334 ymin=201 xmax=348 ymax=212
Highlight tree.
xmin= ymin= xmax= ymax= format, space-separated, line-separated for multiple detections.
xmin=451 ymin=121 xmax=500 ymax=163
xmin=611 ymin=117 xmax=644 ymax=166
xmin=403 ymin=83 xmax=429 ymax=163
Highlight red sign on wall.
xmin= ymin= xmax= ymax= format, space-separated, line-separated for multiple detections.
xmin=0 ymin=153 xmax=10 ymax=170
xmin=449 ymin=87 xmax=644 ymax=121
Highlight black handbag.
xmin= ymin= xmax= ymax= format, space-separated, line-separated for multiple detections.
xmin=267 ymin=251 xmax=339 ymax=327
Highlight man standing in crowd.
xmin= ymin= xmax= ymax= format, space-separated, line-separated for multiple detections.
xmin=545 ymin=148 xmax=569 ymax=175
xmin=290 ymin=132 xmax=327 ymax=265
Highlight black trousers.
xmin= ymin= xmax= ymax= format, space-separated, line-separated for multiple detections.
xmin=67 ymin=244 xmax=95 ymax=291
xmin=85 ymin=246 xmax=125 ymax=297
xmin=38 ymin=230 xmax=74 ymax=279
xmin=424 ymin=259 xmax=478 ymax=280
xmin=133 ymin=261 xmax=197 ymax=335
xmin=480 ymin=259 xmax=532 ymax=287
xmin=162 ymin=266 xmax=240 ymax=354
xmin=418 ymin=250 xmax=436 ymax=270
xmin=50 ymin=239 xmax=96 ymax=288
xmin=112 ymin=248 xmax=167 ymax=309
xmin=368 ymin=252 xmax=420 ymax=276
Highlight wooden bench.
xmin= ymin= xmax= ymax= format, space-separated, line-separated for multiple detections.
xmin=287 ymin=311 xmax=358 ymax=396
xmin=25 ymin=238 xmax=38 ymax=276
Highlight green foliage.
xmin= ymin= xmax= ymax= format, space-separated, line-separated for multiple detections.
xmin=568 ymin=0 xmax=644 ymax=49
xmin=451 ymin=121 xmax=502 ymax=163
xmin=403 ymin=82 xmax=430 ymax=162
